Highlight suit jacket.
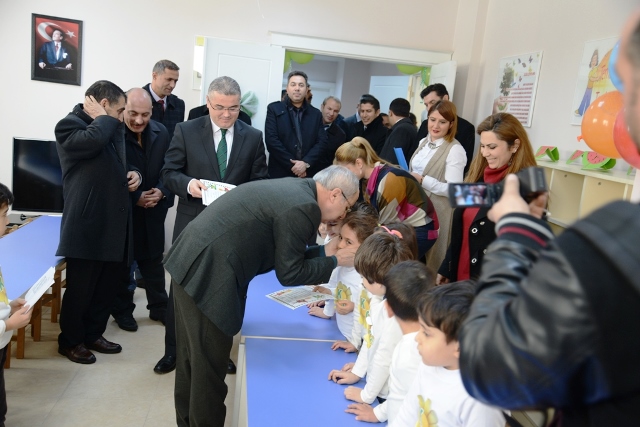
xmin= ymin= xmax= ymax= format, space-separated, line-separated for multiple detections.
xmin=143 ymin=83 xmax=185 ymax=140
xmin=264 ymin=98 xmax=328 ymax=178
xmin=187 ymin=104 xmax=252 ymax=126
xmin=354 ymin=115 xmax=388 ymax=155
xmin=164 ymin=178 xmax=336 ymax=336
xmin=54 ymin=104 xmax=135 ymax=263
xmin=379 ymin=117 xmax=418 ymax=165
xmin=339 ymin=114 xmax=357 ymax=141
xmin=418 ymin=115 xmax=476 ymax=173
xmin=38 ymin=41 xmax=73 ymax=68
xmin=161 ymin=116 xmax=268 ymax=240
xmin=126 ymin=120 xmax=174 ymax=260
xmin=316 ymin=121 xmax=347 ymax=174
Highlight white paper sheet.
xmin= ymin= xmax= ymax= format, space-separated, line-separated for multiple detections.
xmin=266 ymin=286 xmax=334 ymax=310
xmin=201 ymin=180 xmax=236 ymax=206
xmin=24 ymin=267 xmax=55 ymax=311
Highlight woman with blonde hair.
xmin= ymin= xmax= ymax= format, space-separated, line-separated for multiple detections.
xmin=409 ymin=100 xmax=466 ymax=275
xmin=437 ymin=113 xmax=537 ymax=284
xmin=334 ymin=137 xmax=439 ymax=259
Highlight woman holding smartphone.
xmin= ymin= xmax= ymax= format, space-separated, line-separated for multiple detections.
xmin=437 ymin=113 xmax=537 ymax=284
xmin=409 ymin=100 xmax=466 ymax=274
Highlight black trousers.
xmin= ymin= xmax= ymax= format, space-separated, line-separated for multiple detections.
xmin=112 ymin=254 xmax=168 ymax=316
xmin=173 ymin=281 xmax=232 ymax=427
xmin=164 ymin=284 xmax=176 ymax=357
xmin=58 ymin=258 xmax=128 ymax=349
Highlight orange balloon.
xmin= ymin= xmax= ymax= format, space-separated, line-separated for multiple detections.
xmin=580 ymin=91 xmax=623 ymax=158
xmin=613 ymin=110 xmax=640 ymax=168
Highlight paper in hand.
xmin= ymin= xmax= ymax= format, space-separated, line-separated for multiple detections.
xmin=201 ymin=180 xmax=236 ymax=206
xmin=24 ymin=267 xmax=55 ymax=312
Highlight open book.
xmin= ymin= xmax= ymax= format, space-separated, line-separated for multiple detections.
xmin=266 ymin=286 xmax=334 ymax=310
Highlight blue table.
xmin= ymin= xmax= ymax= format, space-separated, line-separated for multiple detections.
xmin=0 ymin=215 xmax=62 ymax=300
xmin=241 ymin=270 xmax=344 ymax=342
xmin=244 ymin=338 xmax=386 ymax=426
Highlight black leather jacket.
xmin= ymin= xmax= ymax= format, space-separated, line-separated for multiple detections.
xmin=460 ymin=206 xmax=640 ymax=427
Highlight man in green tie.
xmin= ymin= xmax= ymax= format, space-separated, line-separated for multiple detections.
xmin=159 ymin=76 xmax=268 ymax=375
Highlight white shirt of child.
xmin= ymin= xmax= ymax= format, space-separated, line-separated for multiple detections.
xmin=390 ymin=364 xmax=505 ymax=427
xmin=373 ymin=331 xmax=422 ymax=423
xmin=321 ymin=266 xmax=363 ymax=347
xmin=351 ymin=295 xmax=403 ymax=404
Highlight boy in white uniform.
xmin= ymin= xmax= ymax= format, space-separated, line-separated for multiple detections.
xmin=391 ymin=281 xmax=505 ymax=427
xmin=328 ymin=232 xmax=414 ymax=405
xmin=346 ymin=260 xmax=432 ymax=423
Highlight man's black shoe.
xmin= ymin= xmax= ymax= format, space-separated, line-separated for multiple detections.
xmin=154 ymin=355 xmax=176 ymax=374
xmin=228 ymin=359 xmax=237 ymax=374
xmin=113 ymin=314 xmax=138 ymax=332
xmin=149 ymin=311 xmax=166 ymax=325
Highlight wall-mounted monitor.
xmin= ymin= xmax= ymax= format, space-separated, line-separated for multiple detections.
xmin=12 ymin=138 xmax=64 ymax=214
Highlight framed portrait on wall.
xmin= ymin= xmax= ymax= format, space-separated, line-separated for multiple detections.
xmin=31 ymin=14 xmax=83 ymax=86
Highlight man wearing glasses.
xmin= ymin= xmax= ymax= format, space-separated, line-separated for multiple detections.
xmin=158 ymin=76 xmax=268 ymax=375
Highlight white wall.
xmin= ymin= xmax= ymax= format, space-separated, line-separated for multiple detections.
xmin=468 ymin=0 xmax=637 ymax=167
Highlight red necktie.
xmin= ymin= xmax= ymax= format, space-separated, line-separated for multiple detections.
xmin=157 ymin=99 xmax=165 ymax=121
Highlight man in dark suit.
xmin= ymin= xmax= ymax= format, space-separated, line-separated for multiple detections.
xmin=54 ymin=80 xmax=141 ymax=364
xmin=143 ymin=60 xmax=185 ymax=139
xmin=110 ymin=88 xmax=174 ymax=331
xmin=38 ymin=28 xmax=73 ymax=70
xmin=417 ymin=84 xmax=475 ymax=173
xmin=379 ymin=98 xmax=419 ymax=165
xmin=265 ymin=70 xmax=328 ymax=178
xmin=165 ymin=165 xmax=359 ymax=427
xmin=156 ymin=76 xmax=268 ymax=375
xmin=317 ymin=96 xmax=347 ymax=171
xmin=353 ymin=94 xmax=388 ymax=155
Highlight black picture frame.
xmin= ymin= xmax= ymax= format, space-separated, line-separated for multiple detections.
xmin=31 ymin=13 xmax=83 ymax=86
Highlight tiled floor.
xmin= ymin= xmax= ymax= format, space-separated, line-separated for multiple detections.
xmin=4 ymin=281 xmax=239 ymax=427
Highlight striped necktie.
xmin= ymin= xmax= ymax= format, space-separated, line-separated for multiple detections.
xmin=217 ymin=129 xmax=228 ymax=179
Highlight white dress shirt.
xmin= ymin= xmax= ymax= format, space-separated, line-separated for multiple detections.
xmin=411 ymin=135 xmax=466 ymax=196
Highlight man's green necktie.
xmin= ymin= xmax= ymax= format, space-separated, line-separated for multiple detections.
xmin=217 ymin=128 xmax=227 ymax=179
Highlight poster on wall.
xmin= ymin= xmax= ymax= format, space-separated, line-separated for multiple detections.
xmin=491 ymin=51 xmax=543 ymax=127
xmin=570 ymin=37 xmax=618 ymax=125
xmin=31 ymin=14 xmax=82 ymax=86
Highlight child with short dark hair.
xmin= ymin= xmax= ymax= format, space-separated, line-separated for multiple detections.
xmin=0 ymin=182 xmax=33 ymax=425
xmin=346 ymin=260 xmax=433 ymax=423
xmin=328 ymin=232 xmax=414 ymax=405
xmin=391 ymin=281 xmax=504 ymax=426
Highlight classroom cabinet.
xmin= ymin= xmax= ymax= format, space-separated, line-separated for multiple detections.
xmin=538 ymin=161 xmax=635 ymax=233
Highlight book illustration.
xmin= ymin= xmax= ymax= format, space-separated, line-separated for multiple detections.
xmin=266 ymin=286 xmax=334 ymax=310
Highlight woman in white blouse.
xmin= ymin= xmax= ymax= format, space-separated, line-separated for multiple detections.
xmin=409 ymin=100 xmax=466 ymax=274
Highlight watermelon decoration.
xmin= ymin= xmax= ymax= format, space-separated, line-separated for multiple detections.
xmin=535 ymin=146 xmax=559 ymax=161
xmin=567 ymin=150 xmax=584 ymax=164
xmin=581 ymin=151 xmax=616 ymax=170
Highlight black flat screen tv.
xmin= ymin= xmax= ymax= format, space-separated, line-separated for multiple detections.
xmin=12 ymin=138 xmax=64 ymax=214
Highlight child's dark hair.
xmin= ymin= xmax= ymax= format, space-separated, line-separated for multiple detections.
xmin=0 ymin=183 xmax=14 ymax=209
xmin=418 ymin=280 xmax=476 ymax=343
xmin=352 ymin=201 xmax=378 ymax=219
xmin=375 ymin=222 xmax=418 ymax=260
xmin=341 ymin=209 xmax=379 ymax=244
xmin=354 ymin=233 xmax=413 ymax=285
xmin=384 ymin=261 xmax=434 ymax=321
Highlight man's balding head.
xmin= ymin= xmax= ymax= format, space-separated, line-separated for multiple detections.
xmin=618 ymin=11 xmax=640 ymax=147
xmin=125 ymin=88 xmax=153 ymax=134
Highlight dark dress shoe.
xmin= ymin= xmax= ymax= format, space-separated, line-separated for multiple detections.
xmin=113 ymin=314 xmax=138 ymax=332
xmin=227 ymin=359 xmax=237 ymax=374
xmin=58 ymin=344 xmax=96 ymax=364
xmin=154 ymin=355 xmax=176 ymax=374
xmin=86 ymin=336 xmax=122 ymax=354
xmin=149 ymin=311 xmax=166 ymax=325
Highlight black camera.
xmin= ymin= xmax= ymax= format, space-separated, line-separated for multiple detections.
xmin=448 ymin=167 xmax=547 ymax=208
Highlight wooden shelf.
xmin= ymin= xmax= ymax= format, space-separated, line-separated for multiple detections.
xmin=538 ymin=160 xmax=635 ymax=229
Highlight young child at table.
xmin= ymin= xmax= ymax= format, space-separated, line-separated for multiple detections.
xmin=390 ymin=281 xmax=505 ymax=427
xmin=328 ymin=231 xmax=414 ymax=406
xmin=0 ymin=183 xmax=33 ymax=424
xmin=308 ymin=209 xmax=378 ymax=352
xmin=346 ymin=260 xmax=432 ymax=424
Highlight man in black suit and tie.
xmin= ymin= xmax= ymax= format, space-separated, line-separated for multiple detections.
xmin=417 ymin=84 xmax=475 ymax=173
xmin=265 ymin=70 xmax=328 ymax=178
xmin=318 ymin=96 xmax=347 ymax=170
xmin=156 ymin=76 xmax=268 ymax=375
xmin=143 ymin=60 xmax=185 ymax=139
xmin=165 ymin=165 xmax=359 ymax=427
xmin=353 ymin=94 xmax=388 ymax=155
xmin=110 ymin=88 xmax=173 ymax=332
xmin=38 ymin=28 xmax=73 ymax=70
